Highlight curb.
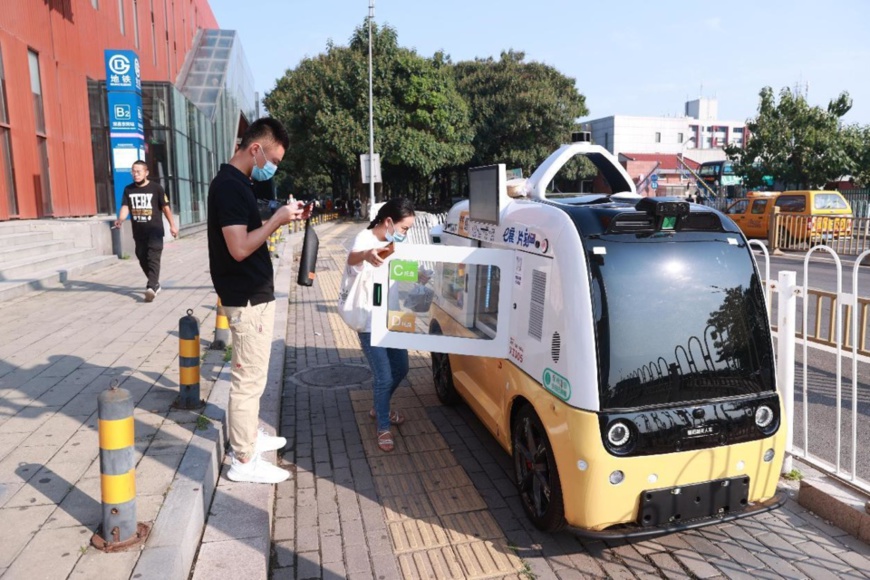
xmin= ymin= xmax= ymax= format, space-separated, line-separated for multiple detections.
xmin=798 ymin=470 xmax=870 ymax=544
xmin=130 ymin=357 xmax=230 ymax=578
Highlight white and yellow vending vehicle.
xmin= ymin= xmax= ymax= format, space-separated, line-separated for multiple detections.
xmin=371 ymin=136 xmax=786 ymax=538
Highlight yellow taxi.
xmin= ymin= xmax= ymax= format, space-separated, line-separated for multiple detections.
xmin=724 ymin=190 xmax=853 ymax=242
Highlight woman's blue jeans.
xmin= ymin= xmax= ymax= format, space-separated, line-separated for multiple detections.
xmin=357 ymin=332 xmax=409 ymax=432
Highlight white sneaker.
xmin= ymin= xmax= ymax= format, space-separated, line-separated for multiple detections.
xmin=256 ymin=428 xmax=287 ymax=453
xmin=227 ymin=454 xmax=289 ymax=484
xmin=144 ymin=287 xmax=156 ymax=302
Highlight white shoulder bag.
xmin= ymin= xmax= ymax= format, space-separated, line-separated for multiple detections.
xmin=337 ymin=266 xmax=373 ymax=331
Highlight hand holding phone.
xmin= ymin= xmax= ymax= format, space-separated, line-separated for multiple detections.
xmin=376 ymin=242 xmax=395 ymax=259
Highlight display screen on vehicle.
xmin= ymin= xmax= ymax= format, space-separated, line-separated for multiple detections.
xmin=587 ymin=233 xmax=775 ymax=410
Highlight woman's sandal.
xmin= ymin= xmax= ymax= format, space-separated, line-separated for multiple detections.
xmin=377 ymin=430 xmax=394 ymax=452
xmin=369 ymin=408 xmax=406 ymax=426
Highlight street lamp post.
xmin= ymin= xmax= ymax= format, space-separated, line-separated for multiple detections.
xmin=367 ymin=0 xmax=375 ymax=220
xmin=680 ymin=136 xmax=696 ymax=187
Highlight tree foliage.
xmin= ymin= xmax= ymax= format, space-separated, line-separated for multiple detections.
xmin=453 ymin=50 xmax=589 ymax=177
xmin=725 ymin=87 xmax=854 ymax=189
xmin=264 ymin=22 xmax=473 ymax=200
xmin=841 ymin=124 xmax=870 ymax=187
xmin=263 ymin=26 xmax=589 ymax=204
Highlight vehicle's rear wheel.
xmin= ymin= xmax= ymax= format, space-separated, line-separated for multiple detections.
xmin=512 ymin=405 xmax=566 ymax=532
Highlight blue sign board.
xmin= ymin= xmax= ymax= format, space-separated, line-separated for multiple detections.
xmin=106 ymin=49 xmax=145 ymax=212
xmin=108 ymin=92 xmax=144 ymax=136
xmin=104 ymin=50 xmax=141 ymax=94
xmin=650 ymin=173 xmax=659 ymax=182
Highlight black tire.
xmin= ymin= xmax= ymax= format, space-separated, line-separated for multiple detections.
xmin=431 ymin=352 xmax=461 ymax=406
xmin=429 ymin=322 xmax=461 ymax=406
xmin=512 ymin=405 xmax=566 ymax=532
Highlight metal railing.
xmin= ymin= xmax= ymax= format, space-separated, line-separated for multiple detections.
xmin=407 ymin=211 xmax=447 ymax=245
xmin=758 ymin=244 xmax=870 ymax=493
xmin=773 ymin=214 xmax=870 ymax=256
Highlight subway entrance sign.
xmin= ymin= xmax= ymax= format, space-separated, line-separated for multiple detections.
xmin=105 ymin=50 xmax=144 ymax=213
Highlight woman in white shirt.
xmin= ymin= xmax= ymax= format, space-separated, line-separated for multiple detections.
xmin=344 ymin=198 xmax=416 ymax=452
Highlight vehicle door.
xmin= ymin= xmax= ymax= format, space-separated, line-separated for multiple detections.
xmin=371 ymin=244 xmax=514 ymax=433
xmin=724 ymin=199 xmax=750 ymax=234
xmin=744 ymin=198 xmax=771 ymax=238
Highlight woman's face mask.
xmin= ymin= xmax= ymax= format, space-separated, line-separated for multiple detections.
xmin=385 ymin=219 xmax=407 ymax=243
xmin=251 ymin=144 xmax=277 ymax=181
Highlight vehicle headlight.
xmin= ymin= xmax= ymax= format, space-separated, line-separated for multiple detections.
xmin=755 ymin=405 xmax=774 ymax=429
xmin=607 ymin=421 xmax=632 ymax=447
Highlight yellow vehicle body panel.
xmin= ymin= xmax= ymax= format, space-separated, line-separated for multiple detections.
xmin=503 ymin=362 xmax=786 ymax=530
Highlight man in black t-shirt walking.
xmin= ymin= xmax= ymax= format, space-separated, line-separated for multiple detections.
xmin=207 ymin=118 xmax=310 ymax=484
xmin=114 ymin=160 xmax=178 ymax=302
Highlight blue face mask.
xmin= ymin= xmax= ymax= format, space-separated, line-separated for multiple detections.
xmin=251 ymin=145 xmax=277 ymax=181
xmin=385 ymin=220 xmax=407 ymax=243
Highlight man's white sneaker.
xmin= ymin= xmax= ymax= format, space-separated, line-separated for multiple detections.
xmin=226 ymin=454 xmax=289 ymax=484
xmin=144 ymin=287 xmax=156 ymax=303
xmin=256 ymin=428 xmax=287 ymax=453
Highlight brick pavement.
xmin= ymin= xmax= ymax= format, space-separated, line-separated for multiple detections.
xmin=0 ymin=231 xmax=229 ymax=579
xmin=272 ymin=221 xmax=870 ymax=580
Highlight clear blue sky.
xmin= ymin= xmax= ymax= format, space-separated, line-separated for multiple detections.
xmin=208 ymin=0 xmax=870 ymax=125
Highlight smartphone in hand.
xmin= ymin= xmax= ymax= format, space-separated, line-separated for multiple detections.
xmin=376 ymin=242 xmax=395 ymax=259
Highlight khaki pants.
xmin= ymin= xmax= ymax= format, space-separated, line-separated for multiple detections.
xmin=223 ymin=300 xmax=275 ymax=460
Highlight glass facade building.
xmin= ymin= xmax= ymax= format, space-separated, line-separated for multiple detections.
xmin=87 ymin=29 xmax=256 ymax=227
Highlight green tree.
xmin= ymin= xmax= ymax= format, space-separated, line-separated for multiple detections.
xmin=453 ymin=51 xmax=589 ymax=178
xmin=841 ymin=124 xmax=870 ymax=187
xmin=263 ymin=22 xmax=473 ymax=203
xmin=725 ymin=87 xmax=854 ymax=189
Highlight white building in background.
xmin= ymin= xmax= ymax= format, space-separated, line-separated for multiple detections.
xmin=583 ymin=98 xmax=747 ymax=163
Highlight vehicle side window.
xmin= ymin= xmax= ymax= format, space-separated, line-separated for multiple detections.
xmin=814 ymin=194 xmax=849 ymax=210
xmin=727 ymin=200 xmax=748 ymax=215
xmin=751 ymin=200 xmax=768 ymax=214
xmin=774 ymin=195 xmax=806 ymax=212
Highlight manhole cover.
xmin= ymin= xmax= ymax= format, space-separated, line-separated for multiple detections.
xmin=293 ymin=364 xmax=371 ymax=388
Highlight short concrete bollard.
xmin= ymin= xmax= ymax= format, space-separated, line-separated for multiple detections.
xmin=92 ymin=381 xmax=150 ymax=551
xmin=178 ymin=308 xmax=202 ymax=409
xmin=211 ymin=298 xmax=229 ymax=350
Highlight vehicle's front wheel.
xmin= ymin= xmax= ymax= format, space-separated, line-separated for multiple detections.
xmin=431 ymin=352 xmax=460 ymax=406
xmin=512 ymin=405 xmax=566 ymax=532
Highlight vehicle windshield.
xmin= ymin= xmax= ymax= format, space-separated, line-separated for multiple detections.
xmin=586 ymin=233 xmax=775 ymax=410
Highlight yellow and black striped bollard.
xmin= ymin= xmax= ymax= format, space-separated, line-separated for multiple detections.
xmin=178 ymin=309 xmax=202 ymax=408
xmin=92 ymin=381 xmax=149 ymax=551
xmin=211 ymin=298 xmax=229 ymax=350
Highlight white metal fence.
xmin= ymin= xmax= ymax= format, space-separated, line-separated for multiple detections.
xmin=756 ymin=245 xmax=870 ymax=493
xmin=407 ymin=211 xmax=447 ymax=245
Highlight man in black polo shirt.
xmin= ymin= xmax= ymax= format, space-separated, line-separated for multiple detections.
xmin=114 ymin=160 xmax=178 ymax=302
xmin=208 ymin=118 xmax=310 ymax=484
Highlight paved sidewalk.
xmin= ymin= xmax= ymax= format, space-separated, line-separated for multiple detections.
xmin=270 ymin=222 xmax=870 ymax=580
xmin=0 ymin=230 xmax=233 ymax=579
